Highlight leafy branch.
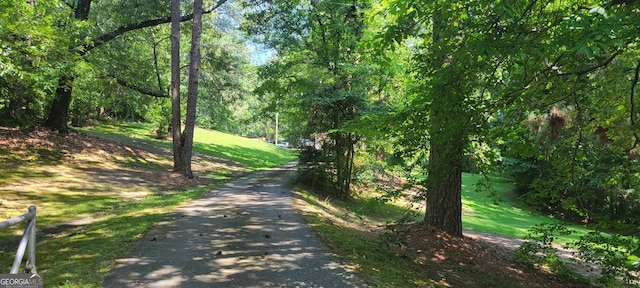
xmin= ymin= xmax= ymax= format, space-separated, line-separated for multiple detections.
xmin=81 ymin=0 xmax=228 ymax=54
xmin=110 ymin=74 xmax=166 ymax=98
xmin=627 ymin=60 xmax=640 ymax=152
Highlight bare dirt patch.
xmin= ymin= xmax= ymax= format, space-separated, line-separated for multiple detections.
xmin=0 ymin=127 xmax=157 ymax=161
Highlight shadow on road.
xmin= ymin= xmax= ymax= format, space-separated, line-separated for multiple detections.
xmin=103 ymin=163 xmax=366 ymax=288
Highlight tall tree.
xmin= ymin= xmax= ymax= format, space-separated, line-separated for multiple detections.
xmin=371 ymin=0 xmax=640 ymax=236
xmin=246 ymin=0 xmax=371 ymax=197
xmin=374 ymin=0 xmax=495 ymax=236
xmin=0 ymin=0 xmax=67 ymax=125
xmin=422 ymin=7 xmax=465 ymax=236
xmin=171 ymin=0 xmax=184 ymax=172
xmin=44 ymin=0 xmax=92 ymax=134
xmin=179 ymin=0 xmax=205 ymax=178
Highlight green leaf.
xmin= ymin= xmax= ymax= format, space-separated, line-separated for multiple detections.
xmin=588 ymin=6 xmax=607 ymax=18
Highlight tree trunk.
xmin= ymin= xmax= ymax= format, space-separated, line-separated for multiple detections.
xmin=180 ymin=0 xmax=204 ymax=178
xmin=44 ymin=75 xmax=74 ymax=134
xmin=346 ymin=132 xmax=355 ymax=194
xmin=423 ymin=75 xmax=466 ymax=236
xmin=170 ymin=0 xmax=185 ymax=172
xmin=424 ymin=139 xmax=464 ymax=236
xmin=3 ymin=85 xmax=25 ymax=122
xmin=275 ymin=111 xmax=279 ymax=144
xmin=265 ymin=120 xmax=271 ymax=142
xmin=331 ymin=131 xmax=356 ymax=198
xmin=422 ymin=71 xmax=466 ymax=237
xmin=74 ymin=0 xmax=91 ymax=20
xmin=44 ymin=0 xmax=92 ymax=134
xmin=422 ymin=7 xmax=465 ymax=237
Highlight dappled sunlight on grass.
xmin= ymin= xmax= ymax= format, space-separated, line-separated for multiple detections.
xmin=0 ymin=162 xmax=156 ymax=227
xmin=31 ymin=187 xmax=210 ymax=286
xmin=294 ymin=190 xmax=387 ymax=234
xmin=347 ymin=172 xmax=592 ymax=243
xmin=294 ymin=173 xmax=597 ymax=287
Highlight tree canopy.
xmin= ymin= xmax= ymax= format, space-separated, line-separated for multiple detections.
xmin=244 ymin=0 xmax=639 ymax=235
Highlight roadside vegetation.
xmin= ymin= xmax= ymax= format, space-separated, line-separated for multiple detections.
xmin=293 ymin=157 xmax=640 ymax=287
xmin=294 ymin=172 xmax=600 ymax=287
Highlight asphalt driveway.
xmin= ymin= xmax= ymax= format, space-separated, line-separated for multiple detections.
xmin=103 ymin=162 xmax=366 ymax=287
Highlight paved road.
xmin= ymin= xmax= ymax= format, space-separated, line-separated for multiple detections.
xmin=103 ymin=162 xmax=366 ymax=288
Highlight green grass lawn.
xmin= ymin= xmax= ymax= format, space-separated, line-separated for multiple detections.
xmin=401 ymin=171 xmax=592 ymax=243
xmin=76 ymin=122 xmax=297 ymax=171
xmin=461 ymin=173 xmax=591 ymax=243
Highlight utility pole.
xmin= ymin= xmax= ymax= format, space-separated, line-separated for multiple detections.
xmin=275 ymin=111 xmax=279 ymax=145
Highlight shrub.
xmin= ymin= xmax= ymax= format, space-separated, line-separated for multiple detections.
xmin=515 ymin=223 xmax=574 ymax=275
xmin=569 ymin=231 xmax=640 ymax=285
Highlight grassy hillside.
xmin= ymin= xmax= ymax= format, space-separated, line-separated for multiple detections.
xmin=77 ymin=122 xmax=296 ymax=171
xmin=0 ymin=123 xmax=296 ymax=287
xmin=461 ymin=173 xmax=590 ymax=243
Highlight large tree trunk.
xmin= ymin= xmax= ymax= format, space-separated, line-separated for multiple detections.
xmin=170 ymin=0 xmax=185 ymax=172
xmin=179 ymin=0 xmax=204 ymax=178
xmin=423 ymin=73 xmax=466 ymax=237
xmin=44 ymin=0 xmax=92 ymax=134
xmin=422 ymin=7 xmax=465 ymax=237
xmin=333 ymin=132 xmax=356 ymax=198
xmin=75 ymin=0 xmax=91 ymax=19
xmin=44 ymin=75 xmax=74 ymax=134
xmin=424 ymin=139 xmax=464 ymax=236
xmin=423 ymin=74 xmax=466 ymax=237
